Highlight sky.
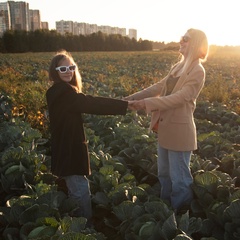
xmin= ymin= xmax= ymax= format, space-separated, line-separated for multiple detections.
xmin=3 ymin=0 xmax=240 ymax=46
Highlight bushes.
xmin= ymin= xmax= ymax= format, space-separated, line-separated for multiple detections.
xmin=1 ymin=30 xmax=152 ymax=53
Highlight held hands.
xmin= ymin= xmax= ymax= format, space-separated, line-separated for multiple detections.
xmin=128 ymin=100 xmax=146 ymax=111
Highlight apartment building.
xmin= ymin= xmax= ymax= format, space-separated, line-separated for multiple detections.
xmin=128 ymin=28 xmax=137 ymax=40
xmin=29 ymin=9 xmax=41 ymax=31
xmin=117 ymin=28 xmax=127 ymax=37
xmin=56 ymin=20 xmax=133 ymax=39
xmin=56 ymin=20 xmax=74 ymax=35
xmin=0 ymin=1 xmax=136 ymax=39
xmin=0 ymin=2 xmax=11 ymax=36
xmin=74 ymin=22 xmax=86 ymax=35
xmin=41 ymin=21 xmax=48 ymax=30
xmin=0 ymin=1 xmax=46 ymax=35
xmin=98 ymin=25 xmax=111 ymax=35
xmin=8 ymin=1 xmax=29 ymax=31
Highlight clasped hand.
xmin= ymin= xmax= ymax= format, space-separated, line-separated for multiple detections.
xmin=128 ymin=100 xmax=146 ymax=111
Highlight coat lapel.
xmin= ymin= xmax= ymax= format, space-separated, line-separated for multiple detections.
xmin=171 ymin=59 xmax=200 ymax=94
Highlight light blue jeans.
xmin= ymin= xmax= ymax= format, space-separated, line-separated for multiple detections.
xmin=157 ymin=144 xmax=193 ymax=210
xmin=63 ymin=175 xmax=92 ymax=222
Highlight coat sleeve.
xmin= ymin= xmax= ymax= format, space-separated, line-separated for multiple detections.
xmin=144 ymin=67 xmax=205 ymax=113
xmin=47 ymin=82 xmax=128 ymax=115
xmin=124 ymin=76 xmax=168 ymax=100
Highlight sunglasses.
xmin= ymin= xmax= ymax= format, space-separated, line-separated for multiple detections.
xmin=55 ymin=65 xmax=76 ymax=73
xmin=180 ymin=36 xmax=191 ymax=43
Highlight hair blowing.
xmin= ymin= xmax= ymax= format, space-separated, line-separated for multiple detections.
xmin=48 ymin=50 xmax=82 ymax=92
xmin=171 ymin=28 xmax=209 ymax=77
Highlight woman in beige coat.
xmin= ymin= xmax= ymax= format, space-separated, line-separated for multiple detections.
xmin=127 ymin=28 xmax=209 ymax=211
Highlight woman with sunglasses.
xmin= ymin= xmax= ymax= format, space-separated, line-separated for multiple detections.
xmin=126 ymin=28 xmax=209 ymax=212
xmin=46 ymin=50 xmax=129 ymax=227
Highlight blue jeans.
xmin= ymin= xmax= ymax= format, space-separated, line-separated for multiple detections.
xmin=63 ymin=175 xmax=92 ymax=222
xmin=157 ymin=144 xmax=193 ymax=210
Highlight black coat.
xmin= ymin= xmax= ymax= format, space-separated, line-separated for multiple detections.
xmin=46 ymin=82 xmax=128 ymax=177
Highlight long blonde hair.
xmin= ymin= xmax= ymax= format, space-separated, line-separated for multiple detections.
xmin=171 ymin=28 xmax=209 ymax=76
xmin=48 ymin=50 xmax=82 ymax=92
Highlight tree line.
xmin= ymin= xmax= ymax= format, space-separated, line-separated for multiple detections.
xmin=0 ymin=29 xmax=155 ymax=53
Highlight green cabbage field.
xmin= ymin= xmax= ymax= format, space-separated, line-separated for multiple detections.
xmin=0 ymin=49 xmax=240 ymax=240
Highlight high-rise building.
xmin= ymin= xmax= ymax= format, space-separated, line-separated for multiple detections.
xmin=56 ymin=20 xmax=134 ymax=39
xmin=29 ymin=9 xmax=41 ymax=31
xmin=98 ymin=25 xmax=111 ymax=35
xmin=0 ymin=2 xmax=11 ymax=36
xmin=0 ymin=1 xmax=137 ymax=39
xmin=41 ymin=21 xmax=48 ymax=30
xmin=89 ymin=24 xmax=98 ymax=35
xmin=8 ymin=1 xmax=29 ymax=31
xmin=56 ymin=20 xmax=74 ymax=35
xmin=128 ymin=29 xmax=137 ymax=40
xmin=117 ymin=28 xmax=126 ymax=37
xmin=75 ymin=22 xmax=87 ymax=35
xmin=0 ymin=1 xmax=47 ymax=34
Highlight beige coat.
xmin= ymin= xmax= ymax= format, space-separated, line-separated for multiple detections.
xmin=126 ymin=60 xmax=205 ymax=151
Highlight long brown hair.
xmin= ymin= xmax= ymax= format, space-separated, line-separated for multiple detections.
xmin=48 ymin=50 xmax=82 ymax=92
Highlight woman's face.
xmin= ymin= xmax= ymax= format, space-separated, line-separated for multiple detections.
xmin=56 ymin=57 xmax=75 ymax=83
xmin=179 ymin=32 xmax=191 ymax=56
